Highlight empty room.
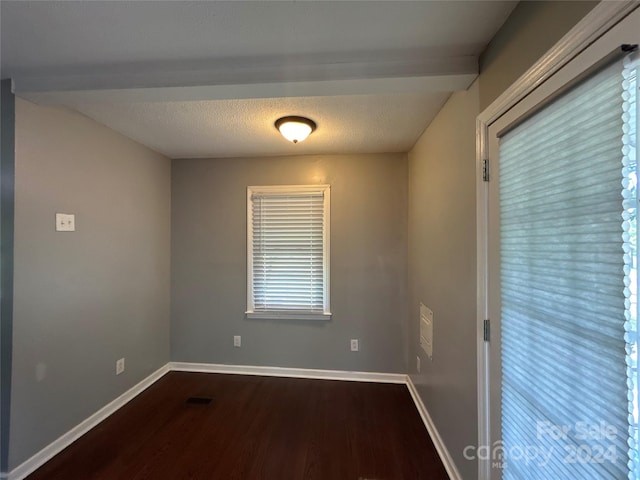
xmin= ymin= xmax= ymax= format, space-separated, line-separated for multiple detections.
xmin=1 ymin=1 xmax=639 ymax=479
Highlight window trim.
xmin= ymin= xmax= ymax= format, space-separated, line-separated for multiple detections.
xmin=246 ymin=184 xmax=331 ymax=320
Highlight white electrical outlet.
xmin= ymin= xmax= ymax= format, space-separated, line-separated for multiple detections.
xmin=417 ymin=355 xmax=421 ymax=373
xmin=350 ymin=339 xmax=359 ymax=352
xmin=116 ymin=358 xmax=125 ymax=375
xmin=233 ymin=335 xmax=241 ymax=347
xmin=55 ymin=213 xmax=75 ymax=232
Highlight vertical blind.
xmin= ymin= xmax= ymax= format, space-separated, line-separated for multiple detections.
xmin=249 ymin=188 xmax=327 ymax=313
xmin=499 ymin=58 xmax=635 ymax=478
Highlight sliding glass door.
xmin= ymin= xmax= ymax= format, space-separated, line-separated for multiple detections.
xmin=485 ymin=9 xmax=639 ymax=479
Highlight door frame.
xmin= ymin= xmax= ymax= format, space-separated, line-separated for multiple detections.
xmin=475 ymin=2 xmax=639 ymax=479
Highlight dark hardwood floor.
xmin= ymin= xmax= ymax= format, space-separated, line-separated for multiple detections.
xmin=28 ymin=372 xmax=449 ymax=480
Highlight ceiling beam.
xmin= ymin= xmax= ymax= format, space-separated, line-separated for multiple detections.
xmin=12 ymin=51 xmax=478 ymax=104
xmin=19 ymin=74 xmax=476 ymax=105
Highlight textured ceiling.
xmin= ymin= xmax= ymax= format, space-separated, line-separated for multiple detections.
xmin=72 ymin=93 xmax=451 ymax=159
xmin=1 ymin=0 xmax=517 ymax=159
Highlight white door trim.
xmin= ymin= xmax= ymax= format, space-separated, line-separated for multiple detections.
xmin=475 ymin=2 xmax=639 ymax=479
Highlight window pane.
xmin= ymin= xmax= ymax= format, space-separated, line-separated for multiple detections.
xmin=623 ymin=52 xmax=639 ymax=479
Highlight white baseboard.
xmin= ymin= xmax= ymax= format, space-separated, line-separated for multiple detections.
xmin=5 ymin=363 xmax=457 ymax=480
xmin=7 ymin=364 xmax=170 ymax=480
xmin=406 ymin=375 xmax=462 ymax=480
xmin=169 ymin=361 xmax=406 ymax=384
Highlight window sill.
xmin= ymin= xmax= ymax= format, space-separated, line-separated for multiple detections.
xmin=245 ymin=311 xmax=332 ymax=321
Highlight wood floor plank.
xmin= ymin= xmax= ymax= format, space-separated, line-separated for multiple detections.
xmin=26 ymin=372 xmax=449 ymax=480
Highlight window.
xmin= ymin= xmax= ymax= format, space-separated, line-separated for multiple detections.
xmin=246 ymin=185 xmax=330 ymax=320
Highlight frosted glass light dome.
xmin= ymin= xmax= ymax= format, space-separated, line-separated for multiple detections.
xmin=275 ymin=116 xmax=317 ymax=143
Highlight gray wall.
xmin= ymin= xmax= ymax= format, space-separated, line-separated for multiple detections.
xmin=9 ymin=99 xmax=171 ymax=469
xmin=408 ymin=80 xmax=480 ymax=479
xmin=407 ymin=2 xmax=596 ymax=478
xmin=479 ymin=0 xmax=598 ymax=110
xmin=171 ymin=153 xmax=408 ymax=373
xmin=1 ymin=79 xmax=16 ymax=475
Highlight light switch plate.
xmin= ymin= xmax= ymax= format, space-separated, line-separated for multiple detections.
xmin=56 ymin=213 xmax=75 ymax=232
xmin=116 ymin=358 xmax=125 ymax=375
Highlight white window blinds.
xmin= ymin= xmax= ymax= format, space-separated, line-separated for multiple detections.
xmin=499 ymin=57 xmax=636 ymax=478
xmin=247 ymin=185 xmax=330 ymax=319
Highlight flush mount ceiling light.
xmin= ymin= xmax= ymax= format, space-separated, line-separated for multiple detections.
xmin=275 ymin=116 xmax=317 ymax=144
